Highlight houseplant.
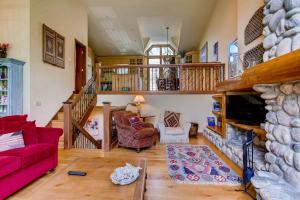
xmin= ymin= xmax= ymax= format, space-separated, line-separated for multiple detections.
xmin=0 ymin=43 xmax=9 ymax=58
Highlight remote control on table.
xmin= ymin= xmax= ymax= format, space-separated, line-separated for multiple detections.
xmin=68 ymin=171 xmax=87 ymax=176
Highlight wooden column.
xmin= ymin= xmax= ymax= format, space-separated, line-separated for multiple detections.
xmin=102 ymin=102 xmax=112 ymax=152
xmin=95 ymin=63 xmax=100 ymax=92
xmin=63 ymin=101 xmax=73 ymax=149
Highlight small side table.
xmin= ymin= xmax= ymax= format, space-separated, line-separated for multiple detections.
xmin=140 ymin=115 xmax=155 ymax=122
xmin=189 ymin=122 xmax=199 ymax=137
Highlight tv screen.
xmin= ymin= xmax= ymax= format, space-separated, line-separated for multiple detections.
xmin=226 ymin=94 xmax=267 ymax=125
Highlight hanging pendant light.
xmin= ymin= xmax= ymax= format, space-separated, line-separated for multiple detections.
xmin=165 ymin=26 xmax=170 ymax=64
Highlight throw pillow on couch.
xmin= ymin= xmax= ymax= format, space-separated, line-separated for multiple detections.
xmin=0 ymin=131 xmax=25 ymax=152
xmin=0 ymin=120 xmax=38 ymax=145
xmin=0 ymin=115 xmax=38 ymax=152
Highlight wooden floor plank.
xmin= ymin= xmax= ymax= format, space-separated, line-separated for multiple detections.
xmin=9 ymin=135 xmax=252 ymax=200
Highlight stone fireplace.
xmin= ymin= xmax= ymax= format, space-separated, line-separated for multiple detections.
xmin=251 ymin=83 xmax=300 ymax=199
xmin=204 ymin=0 xmax=300 ymax=199
xmin=250 ymin=0 xmax=300 ymax=199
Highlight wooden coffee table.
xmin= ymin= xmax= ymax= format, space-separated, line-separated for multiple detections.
xmin=13 ymin=158 xmax=147 ymax=200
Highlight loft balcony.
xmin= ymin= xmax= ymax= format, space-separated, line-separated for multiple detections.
xmin=97 ymin=63 xmax=225 ymax=94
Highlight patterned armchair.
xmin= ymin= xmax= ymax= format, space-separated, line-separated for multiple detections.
xmin=114 ymin=111 xmax=157 ymax=152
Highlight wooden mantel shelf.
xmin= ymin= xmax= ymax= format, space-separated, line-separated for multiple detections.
xmin=217 ymin=49 xmax=300 ymax=92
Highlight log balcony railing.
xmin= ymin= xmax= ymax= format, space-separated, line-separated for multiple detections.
xmin=63 ymin=76 xmax=100 ymax=149
xmin=97 ymin=63 xmax=225 ymax=94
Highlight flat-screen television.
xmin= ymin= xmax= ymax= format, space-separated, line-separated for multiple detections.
xmin=226 ymin=94 xmax=267 ymax=125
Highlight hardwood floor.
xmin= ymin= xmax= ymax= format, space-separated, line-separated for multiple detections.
xmin=9 ymin=135 xmax=252 ymax=200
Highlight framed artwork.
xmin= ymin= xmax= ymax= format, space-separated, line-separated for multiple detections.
xmin=43 ymin=24 xmax=65 ymax=68
xmin=212 ymin=41 xmax=218 ymax=62
xmin=200 ymin=42 xmax=208 ymax=62
xmin=55 ymin=33 xmax=65 ymax=68
xmin=43 ymin=24 xmax=56 ymax=65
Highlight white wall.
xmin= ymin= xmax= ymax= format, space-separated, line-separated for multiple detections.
xmin=30 ymin=0 xmax=88 ymax=125
xmin=199 ymin=0 xmax=237 ymax=78
xmin=97 ymin=95 xmax=213 ymax=131
xmin=0 ymin=0 xmax=30 ymax=114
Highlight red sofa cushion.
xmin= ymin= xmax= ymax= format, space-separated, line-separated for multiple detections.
xmin=0 ymin=121 xmax=38 ymax=145
xmin=0 ymin=156 xmax=21 ymax=178
xmin=0 ymin=115 xmax=28 ymax=122
xmin=0 ymin=144 xmax=55 ymax=168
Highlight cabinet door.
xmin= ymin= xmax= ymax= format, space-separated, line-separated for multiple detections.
xmin=0 ymin=64 xmax=9 ymax=116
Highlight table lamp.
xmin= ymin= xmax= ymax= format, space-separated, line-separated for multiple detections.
xmin=133 ymin=95 xmax=145 ymax=115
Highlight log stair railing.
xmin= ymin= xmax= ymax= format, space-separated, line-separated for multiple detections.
xmin=63 ymin=76 xmax=100 ymax=149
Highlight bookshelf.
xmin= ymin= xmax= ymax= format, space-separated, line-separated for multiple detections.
xmin=207 ymin=93 xmax=226 ymax=137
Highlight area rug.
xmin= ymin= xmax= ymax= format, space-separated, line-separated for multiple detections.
xmin=166 ymin=144 xmax=241 ymax=185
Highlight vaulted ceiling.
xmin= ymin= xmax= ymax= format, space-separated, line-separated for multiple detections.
xmin=82 ymin=0 xmax=217 ymax=56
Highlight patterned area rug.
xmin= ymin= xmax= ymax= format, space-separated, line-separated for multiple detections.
xmin=166 ymin=144 xmax=241 ymax=185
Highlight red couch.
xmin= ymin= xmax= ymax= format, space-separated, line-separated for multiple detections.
xmin=0 ymin=115 xmax=62 ymax=199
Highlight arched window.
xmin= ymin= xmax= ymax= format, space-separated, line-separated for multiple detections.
xmin=146 ymin=45 xmax=175 ymax=90
xmin=146 ymin=45 xmax=175 ymax=64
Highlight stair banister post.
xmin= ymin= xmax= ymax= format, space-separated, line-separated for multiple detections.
xmin=63 ymin=101 xmax=73 ymax=149
xmin=102 ymin=102 xmax=112 ymax=152
xmin=95 ymin=63 xmax=100 ymax=93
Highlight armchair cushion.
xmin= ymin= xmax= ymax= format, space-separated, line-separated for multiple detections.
xmin=165 ymin=127 xmax=184 ymax=135
xmin=134 ymin=128 xmax=155 ymax=139
xmin=164 ymin=111 xmax=180 ymax=127
xmin=143 ymin=122 xmax=154 ymax=128
xmin=129 ymin=116 xmax=144 ymax=130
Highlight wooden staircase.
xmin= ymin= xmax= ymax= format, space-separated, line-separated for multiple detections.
xmin=62 ymin=76 xmax=101 ymax=150
xmin=48 ymin=94 xmax=78 ymax=148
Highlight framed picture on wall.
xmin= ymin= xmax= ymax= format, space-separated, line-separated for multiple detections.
xmin=55 ymin=33 xmax=65 ymax=68
xmin=43 ymin=24 xmax=56 ymax=65
xmin=200 ymin=42 xmax=208 ymax=62
xmin=43 ymin=24 xmax=65 ymax=68
xmin=212 ymin=41 xmax=218 ymax=62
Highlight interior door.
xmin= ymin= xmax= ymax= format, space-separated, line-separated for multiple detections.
xmin=75 ymin=40 xmax=86 ymax=93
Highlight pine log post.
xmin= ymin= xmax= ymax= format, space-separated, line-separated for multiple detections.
xmin=63 ymin=101 xmax=73 ymax=149
xmin=95 ymin=63 xmax=100 ymax=92
xmin=102 ymin=102 xmax=112 ymax=152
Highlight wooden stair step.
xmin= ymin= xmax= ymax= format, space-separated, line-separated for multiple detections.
xmin=57 ymin=112 xmax=64 ymax=120
xmin=58 ymin=137 xmax=64 ymax=149
xmin=51 ymin=120 xmax=64 ymax=128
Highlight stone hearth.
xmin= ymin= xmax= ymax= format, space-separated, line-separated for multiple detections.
xmin=203 ymin=126 xmax=267 ymax=172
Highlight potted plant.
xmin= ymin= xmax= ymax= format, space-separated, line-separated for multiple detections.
xmin=0 ymin=43 xmax=9 ymax=58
